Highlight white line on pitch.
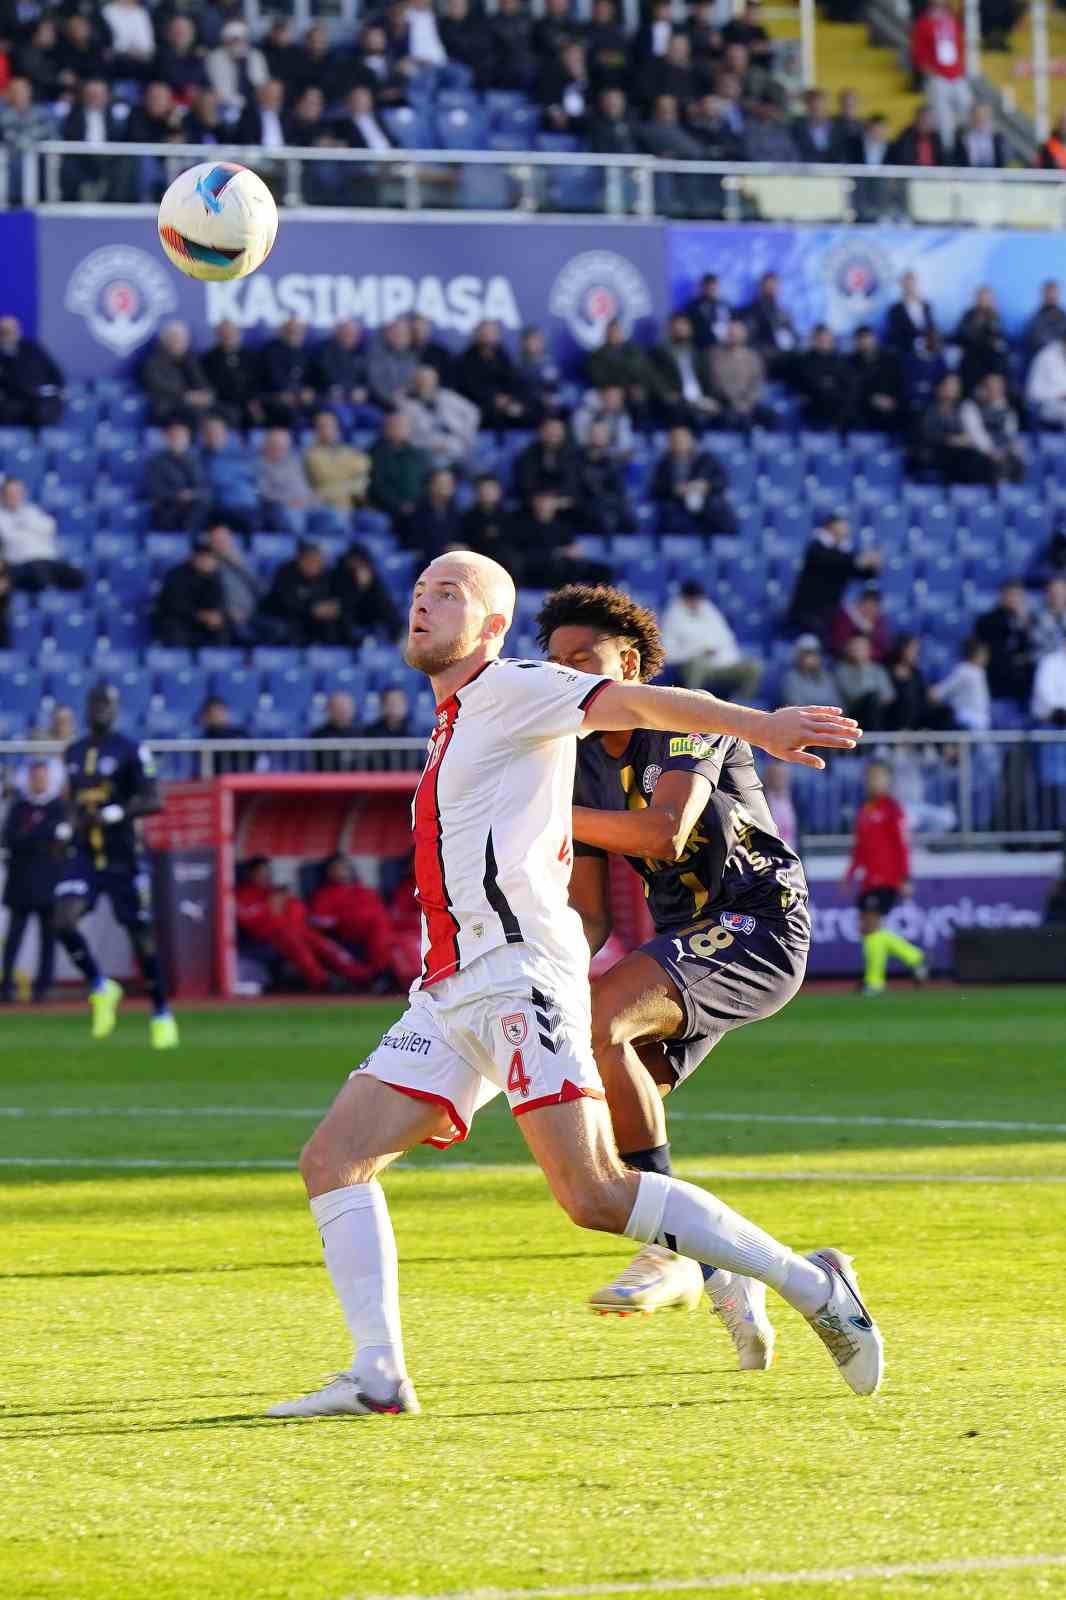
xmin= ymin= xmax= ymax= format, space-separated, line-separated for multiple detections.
xmin=2 ymin=1106 xmax=1066 ymax=1134
xmin=357 ymin=1552 xmax=1066 ymax=1600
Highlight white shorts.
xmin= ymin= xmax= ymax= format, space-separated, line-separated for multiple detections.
xmin=354 ymin=945 xmax=604 ymax=1148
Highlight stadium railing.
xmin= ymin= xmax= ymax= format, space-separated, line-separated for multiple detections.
xmin=3 ymin=730 xmax=1065 ymax=847
xmin=13 ymin=142 xmax=1066 ymax=227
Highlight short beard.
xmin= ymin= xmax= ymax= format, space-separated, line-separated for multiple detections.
xmin=403 ymin=633 xmax=470 ymax=676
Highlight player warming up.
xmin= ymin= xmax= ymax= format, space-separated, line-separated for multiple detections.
xmin=269 ymin=552 xmax=883 ymax=1421
xmin=539 ymin=585 xmax=810 ymax=1368
xmin=53 ymin=683 xmax=179 ymax=1050
xmin=845 ymin=759 xmax=928 ymax=996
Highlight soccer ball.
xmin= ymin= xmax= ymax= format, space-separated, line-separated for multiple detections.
xmin=158 ymin=162 xmax=278 ymax=283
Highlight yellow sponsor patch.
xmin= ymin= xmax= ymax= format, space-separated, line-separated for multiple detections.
xmin=669 ymin=734 xmax=715 ymax=758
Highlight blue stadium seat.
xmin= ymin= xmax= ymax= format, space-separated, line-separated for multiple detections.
xmin=102 ymin=554 xmax=147 ymax=603
xmin=252 ymin=646 xmax=301 ymax=672
xmin=57 ymin=503 xmax=101 ymax=540
xmin=99 ymin=610 xmax=149 ymax=650
xmin=252 ymin=705 xmax=292 ymax=737
xmin=0 ymin=668 xmax=43 ymax=710
xmin=146 ymin=534 xmax=191 ymax=574
xmin=146 ymin=646 xmax=195 ymax=673
xmin=91 ymin=647 xmax=138 ymax=677
xmin=211 ymin=669 xmax=262 ymax=719
xmin=381 ymin=106 xmax=432 ymax=148
xmin=104 ymin=447 xmax=145 ymax=488
xmin=110 ymin=669 xmax=152 ymax=719
xmin=546 ymin=166 xmax=604 ymax=211
xmin=65 ymin=394 xmax=101 ymax=434
xmin=765 ymin=451 xmax=805 ymax=496
xmin=611 ymin=533 xmax=656 ymax=562
xmin=144 ymin=706 xmax=187 ymax=739
xmin=57 ymin=447 xmax=98 ymax=487
xmin=111 ymin=500 xmax=152 ymax=536
xmin=10 ymin=611 xmax=47 ymax=655
xmin=0 ymin=426 xmax=34 ymax=451
xmin=435 ymin=106 xmax=489 ymax=149
xmin=534 ymin=132 xmax=579 ymax=154
xmin=306 ymin=646 xmax=353 ymax=675
xmin=105 ymin=394 xmax=150 ymax=427
xmin=44 ymin=667 xmax=92 ymax=704
xmin=327 ymin=665 xmax=371 ymax=702
xmin=198 ymin=647 xmax=246 ymax=673
xmin=156 ymin=667 xmax=208 ymax=716
xmin=483 ymin=90 xmax=530 ymax=116
xmin=264 ymin=666 xmax=316 ymax=709
xmin=251 ymin=533 xmax=294 ymax=567
xmin=6 ymin=444 xmax=45 ymax=491
xmin=49 ymin=611 xmax=98 ymax=657
xmin=494 ymin=103 xmax=541 ymax=138
xmin=458 ymin=166 xmax=520 ymax=208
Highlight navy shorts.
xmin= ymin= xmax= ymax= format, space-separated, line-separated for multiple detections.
xmin=54 ymin=855 xmax=155 ymax=930
xmin=641 ymin=909 xmax=810 ymax=1087
xmin=857 ymin=886 xmax=900 ymax=916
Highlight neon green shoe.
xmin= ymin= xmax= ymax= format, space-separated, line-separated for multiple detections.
xmin=150 ymin=1012 xmax=180 ymax=1051
xmin=89 ymin=979 xmax=124 ymax=1040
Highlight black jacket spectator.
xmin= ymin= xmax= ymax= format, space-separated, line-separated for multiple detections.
xmin=1 ymin=772 xmax=64 ymax=1002
xmin=402 ymin=472 xmax=466 ymax=561
xmin=141 ymin=324 xmax=214 ymax=427
xmin=490 ymin=0 xmax=536 ymax=89
xmin=454 ymin=324 xmax=531 ymax=428
xmin=0 ymin=317 xmax=63 ymax=429
xmin=330 ymin=544 xmax=401 ymax=643
xmin=459 ymin=478 xmax=513 ymax=569
xmin=577 ymin=432 xmax=635 ymax=535
xmin=787 ymin=516 xmax=881 ymax=635
xmin=264 ymin=545 xmax=344 ymax=646
xmin=155 ymin=18 xmax=210 ymax=98
xmin=975 ymin=583 xmax=1038 ymax=704
xmin=311 ymin=691 xmax=363 ymax=772
xmin=955 ymin=290 xmax=1011 ymax=392
xmin=796 ymin=326 xmax=859 ymax=431
xmin=202 ymin=323 xmax=264 ymax=428
xmin=145 ymin=423 xmax=211 ymax=533
xmin=851 ymin=327 xmax=904 ymax=432
xmin=440 ymin=0 xmax=499 ymax=88
xmin=651 ymin=427 xmax=736 ymax=536
xmin=312 ymin=322 xmax=370 ymax=405
xmin=1024 ymin=282 xmax=1066 ymax=355
xmin=199 ymin=696 xmax=255 ymax=773
xmin=884 ymin=273 xmax=938 ymax=355
xmin=743 ymin=274 xmax=799 ymax=368
xmin=513 ymin=419 xmax=582 ymax=511
xmin=586 ymin=88 xmax=642 ymax=152
xmin=683 ymin=275 xmax=733 ymax=348
xmin=260 ymin=319 xmax=317 ymax=423
xmin=888 ymin=112 xmax=946 ymax=168
xmin=791 ymin=91 xmax=838 ymax=162
xmin=154 ymin=543 xmax=231 ymax=647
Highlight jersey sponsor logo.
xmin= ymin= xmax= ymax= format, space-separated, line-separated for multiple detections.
xmin=65 ymin=245 xmax=178 ymax=358
xmin=668 ymin=733 xmax=716 ymax=759
xmin=642 ymin=763 xmax=662 ymax=794
xmin=720 ymin=911 xmax=756 ymax=935
xmin=500 ymin=1013 xmax=528 ymax=1046
xmin=381 ymin=1028 xmax=433 ymax=1057
xmin=548 ymin=250 xmax=653 ymax=350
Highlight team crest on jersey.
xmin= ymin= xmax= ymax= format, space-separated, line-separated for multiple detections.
xmin=500 ymin=1013 xmax=528 ymax=1045
xmin=720 ymin=912 xmax=756 ymax=935
xmin=643 ymin=763 xmax=662 ymax=794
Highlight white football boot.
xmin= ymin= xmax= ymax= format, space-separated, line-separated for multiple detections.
xmin=804 ymin=1248 xmax=885 ymax=1396
xmin=589 ymin=1243 xmax=704 ymax=1315
xmin=705 ymin=1271 xmax=776 ymax=1371
xmin=267 ymin=1373 xmax=420 ymax=1419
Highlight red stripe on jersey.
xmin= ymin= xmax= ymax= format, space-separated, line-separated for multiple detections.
xmin=413 ymin=702 xmax=461 ymax=987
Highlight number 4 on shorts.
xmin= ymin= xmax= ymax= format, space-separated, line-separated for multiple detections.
xmin=507 ymin=1049 xmax=532 ymax=1098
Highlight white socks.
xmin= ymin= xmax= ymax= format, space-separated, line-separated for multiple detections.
xmin=310 ymin=1182 xmax=407 ymax=1401
xmin=623 ymin=1171 xmax=830 ymax=1318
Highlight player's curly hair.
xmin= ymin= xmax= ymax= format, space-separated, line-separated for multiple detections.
xmin=535 ymin=584 xmax=666 ymax=683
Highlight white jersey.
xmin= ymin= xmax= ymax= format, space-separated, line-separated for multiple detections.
xmin=411 ymin=657 xmax=609 ymax=989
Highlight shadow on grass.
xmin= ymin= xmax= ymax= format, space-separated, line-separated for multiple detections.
xmin=0 ymin=1248 xmax=625 ymax=1283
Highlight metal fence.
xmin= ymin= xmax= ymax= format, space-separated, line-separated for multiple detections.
xmin=4 ymin=730 xmax=1066 ymax=848
xmin=9 ymin=142 xmax=1066 ymax=228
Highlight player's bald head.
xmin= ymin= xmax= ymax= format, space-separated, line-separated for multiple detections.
xmin=422 ymin=551 xmax=515 ymax=628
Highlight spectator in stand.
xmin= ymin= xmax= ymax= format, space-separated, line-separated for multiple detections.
xmin=258 ymin=427 xmax=320 ymax=535
xmin=572 ymin=385 xmax=635 ymax=458
xmin=902 ymin=330 xmax=950 ymax=423
xmin=1025 ymin=335 xmax=1066 ymax=427
xmin=409 ymin=315 xmax=453 ymax=385
xmin=633 ymin=0 xmax=674 ymax=63
xmin=830 ymin=87 xmax=865 ymax=160
xmin=910 ymin=1 xmax=970 ymax=149
xmin=14 ymin=19 xmax=64 ymax=103
xmin=1 ymin=755 xmax=66 ymax=1005
xmin=310 ymin=689 xmax=362 ymax=772
xmin=126 ymin=82 xmax=185 ymax=152
xmin=1032 ymin=576 xmax=1066 ymax=656
xmin=1030 ymin=526 xmax=1066 ymax=586
xmin=198 ymin=695 xmax=255 ymax=774
xmin=364 ymin=686 xmax=413 ymax=738
xmin=885 ymin=270 xmax=938 ymax=355
xmin=787 ymin=513 xmax=881 ymax=637
xmin=708 ymin=318 xmax=773 ymax=431
xmin=264 ymin=540 xmax=343 ymax=647
xmin=0 ymin=478 xmax=83 ymax=592
xmin=304 ymin=410 xmax=370 ymax=515
xmin=398 ymin=364 xmax=479 ymax=470
xmin=782 ymin=634 xmax=840 ymax=707
xmin=648 ymin=312 xmax=719 ymax=427
xmin=796 ymin=324 xmax=859 ymax=432
xmin=312 ymin=319 xmax=370 ymax=409
xmin=0 ymin=558 xmax=11 ymax=649
xmin=290 ymin=23 xmax=351 ymax=104
xmin=851 ymin=113 xmax=892 ymax=219
xmin=975 ymin=579 xmax=1037 ymax=705
xmin=954 ymin=101 xmax=1006 ymax=166
xmin=48 ymin=705 xmax=77 ymax=742
xmin=651 ymin=424 xmax=737 ymax=535
xmin=533 ymin=0 xmax=585 ymax=71
xmin=101 ymin=0 xmax=155 ymax=79
xmin=454 ymin=320 xmax=531 ymax=429
xmin=155 ymin=16 xmax=209 ymax=102
xmin=334 ymin=86 xmax=393 ymax=204
xmin=153 ymin=535 xmax=230 ymax=647
xmin=1032 ymin=642 xmax=1066 ymax=724
xmin=685 ymin=95 xmax=744 ymax=184
xmin=0 ymin=80 xmax=58 ymax=205
xmin=835 ymin=634 xmax=894 ymax=729
xmin=683 ymin=273 xmax=733 ymax=349
xmin=367 ymin=318 xmax=419 ymax=410
xmin=884 ymin=635 xmax=950 ymax=731
xmin=955 ymin=285 xmax=1010 ymax=391
xmin=514 ymin=415 xmax=581 ymax=514
xmin=260 ymin=317 xmax=317 ymax=426
xmin=515 ymin=326 xmax=564 ymax=419
xmin=141 ymin=321 xmax=214 ymax=428
xmin=742 ymin=272 xmax=799 ymax=374
xmin=576 ymin=420 xmax=636 ymax=535
xmin=1024 ymin=281 xmax=1066 ymax=354
xmin=199 ymin=415 xmax=258 ymax=533
xmin=889 ymin=103 xmax=947 ymax=167
xmin=829 ymin=583 xmax=893 ymax=662
xmin=184 ymin=87 xmax=226 ymax=144
xmin=1036 ymin=108 xmax=1066 ymax=169
xmin=440 ymin=0 xmax=497 ymax=89
xmin=145 ymin=421 xmax=211 ymax=533
xmin=585 ymin=316 xmax=656 ymax=420
xmin=507 ymin=489 xmax=611 ymax=588
xmin=851 ymin=325 xmax=904 ymax=433
xmin=459 ymin=474 xmax=513 ymax=569
xmin=236 ymin=857 xmax=368 ymax=991
xmin=587 ymin=86 xmax=642 ymax=153
xmin=920 ymin=373 xmax=997 ymax=484
xmin=308 ymin=855 xmax=395 ymax=988
xmin=538 ymin=39 xmax=591 ymax=133
xmin=403 ymin=468 xmax=464 ymax=560
xmin=959 ymin=372 xmax=1025 ymax=483
xmin=234 ymin=78 xmax=288 ymax=149
xmin=203 ymin=521 xmax=262 ymax=643
xmin=55 ymin=14 xmax=102 ymax=92
xmin=330 ymin=542 xmax=402 ymax=644
xmin=741 ymin=96 xmax=799 ymax=164
xmin=723 ymin=0 xmax=774 ymax=66
xmin=206 ymin=19 xmax=268 ymax=112
xmin=661 ymin=578 xmax=762 ymax=697
xmin=587 ymin=0 xmax=630 ymax=84
xmin=0 ymin=316 xmax=63 ymax=429
xmin=791 ymin=87 xmax=837 ymax=161
xmin=930 ymin=636 xmax=992 ymax=731
xmin=349 ymin=23 xmax=410 ymax=108
xmin=369 ymin=410 xmax=430 ymax=523
xmin=201 ymin=321 xmax=264 ymax=428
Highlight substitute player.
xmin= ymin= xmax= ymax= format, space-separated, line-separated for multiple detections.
xmin=53 ymin=683 xmax=179 ymax=1049
xmin=268 ymin=551 xmax=883 ymax=1421
xmin=537 ymin=585 xmax=808 ymax=1368
xmin=845 ymin=759 xmax=928 ymax=996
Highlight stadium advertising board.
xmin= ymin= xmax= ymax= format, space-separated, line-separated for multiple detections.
xmin=0 ymin=212 xmax=38 ymax=334
xmin=35 ymin=214 xmax=668 ymax=379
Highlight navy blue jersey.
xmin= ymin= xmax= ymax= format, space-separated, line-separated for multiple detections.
xmin=64 ymin=731 xmax=157 ymax=871
xmin=573 ymin=730 xmax=807 ymax=932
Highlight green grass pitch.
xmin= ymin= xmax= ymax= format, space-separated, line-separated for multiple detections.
xmin=2 ymin=989 xmax=1064 ymax=1600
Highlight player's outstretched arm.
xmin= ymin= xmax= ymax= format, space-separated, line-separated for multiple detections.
xmin=583 ymin=683 xmax=861 ymax=770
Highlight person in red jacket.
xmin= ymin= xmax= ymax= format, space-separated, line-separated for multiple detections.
xmin=307 ymin=854 xmax=394 ymax=986
xmin=236 ymin=857 xmax=370 ymax=992
xmin=844 ymin=761 xmax=928 ymax=995
xmin=910 ymin=2 xmax=972 ymax=149
xmin=386 ymin=867 xmax=424 ymax=989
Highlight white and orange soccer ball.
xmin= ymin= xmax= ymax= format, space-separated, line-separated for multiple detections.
xmin=158 ymin=161 xmax=278 ymax=283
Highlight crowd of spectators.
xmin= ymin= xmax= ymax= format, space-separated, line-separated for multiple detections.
xmin=0 ymin=0 xmax=1045 ymax=206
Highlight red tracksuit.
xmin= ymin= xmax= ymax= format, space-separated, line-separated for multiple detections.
xmin=307 ymin=881 xmax=394 ymax=981
xmin=236 ymin=883 xmax=371 ymax=990
xmin=846 ymin=796 xmax=910 ymax=892
xmin=387 ymin=875 xmax=424 ymax=988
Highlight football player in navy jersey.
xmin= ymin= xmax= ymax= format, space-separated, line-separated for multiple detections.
xmin=540 ymin=585 xmax=813 ymax=1369
xmin=53 ymin=683 xmax=179 ymax=1050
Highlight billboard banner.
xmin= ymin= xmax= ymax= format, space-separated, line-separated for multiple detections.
xmin=35 ymin=212 xmax=668 ymax=379
xmin=0 ymin=213 xmax=38 ymax=335
xmin=668 ymin=222 xmax=1066 ymax=342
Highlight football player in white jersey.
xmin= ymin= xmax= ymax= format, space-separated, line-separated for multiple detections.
xmin=268 ymin=552 xmax=884 ymax=1419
